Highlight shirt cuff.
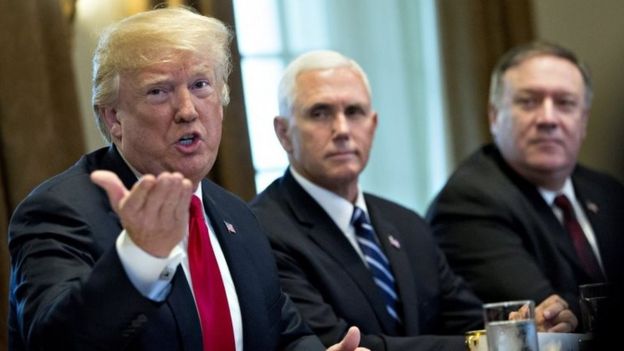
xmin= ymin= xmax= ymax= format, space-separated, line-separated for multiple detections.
xmin=116 ymin=230 xmax=185 ymax=301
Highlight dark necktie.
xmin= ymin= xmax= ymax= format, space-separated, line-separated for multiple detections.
xmin=351 ymin=206 xmax=402 ymax=327
xmin=553 ymin=194 xmax=604 ymax=282
xmin=188 ymin=196 xmax=235 ymax=351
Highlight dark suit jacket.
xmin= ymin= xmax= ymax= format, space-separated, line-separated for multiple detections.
xmin=426 ymin=144 xmax=624 ymax=327
xmin=8 ymin=146 xmax=323 ymax=351
xmin=250 ymin=170 xmax=483 ymax=351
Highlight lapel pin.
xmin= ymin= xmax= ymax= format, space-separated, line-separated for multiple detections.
xmin=586 ymin=201 xmax=599 ymax=214
xmin=224 ymin=221 xmax=237 ymax=234
xmin=388 ymin=234 xmax=401 ymax=249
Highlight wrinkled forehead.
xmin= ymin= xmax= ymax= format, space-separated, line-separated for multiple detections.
xmin=502 ymin=55 xmax=585 ymax=95
xmin=295 ymin=67 xmax=371 ymax=101
xmin=120 ymin=51 xmax=217 ymax=82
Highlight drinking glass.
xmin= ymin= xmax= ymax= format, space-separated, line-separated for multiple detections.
xmin=483 ymin=300 xmax=538 ymax=351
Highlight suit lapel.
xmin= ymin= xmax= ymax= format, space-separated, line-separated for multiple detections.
xmin=101 ymin=145 xmax=141 ymax=190
xmin=167 ymin=266 xmax=203 ymax=350
xmin=527 ymin=187 xmax=584 ymax=271
xmin=199 ymin=181 xmax=267 ymax=350
xmin=366 ymin=197 xmax=421 ymax=334
xmin=280 ymin=172 xmax=398 ymax=333
xmin=493 ymin=148 xmax=589 ymax=276
xmin=572 ymin=173 xmax=615 ymax=279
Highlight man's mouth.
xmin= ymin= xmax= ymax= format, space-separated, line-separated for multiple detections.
xmin=178 ymin=133 xmax=197 ymax=146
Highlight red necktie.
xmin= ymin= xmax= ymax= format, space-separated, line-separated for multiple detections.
xmin=553 ymin=194 xmax=604 ymax=282
xmin=188 ymin=195 xmax=235 ymax=351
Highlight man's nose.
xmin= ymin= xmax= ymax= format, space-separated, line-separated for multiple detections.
xmin=535 ymin=98 xmax=557 ymax=125
xmin=174 ymin=89 xmax=198 ymax=122
xmin=332 ymin=113 xmax=350 ymax=134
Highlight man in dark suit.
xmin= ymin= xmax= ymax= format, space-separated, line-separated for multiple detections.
xmin=426 ymin=41 xmax=624 ymax=333
xmin=7 ymin=8 xmax=365 ymax=351
xmin=250 ymin=50 xmax=576 ymax=351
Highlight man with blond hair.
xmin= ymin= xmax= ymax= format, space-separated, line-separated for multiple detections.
xmin=8 ymin=7 xmax=365 ymax=351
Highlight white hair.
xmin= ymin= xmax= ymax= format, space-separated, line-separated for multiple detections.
xmin=277 ymin=50 xmax=372 ymax=116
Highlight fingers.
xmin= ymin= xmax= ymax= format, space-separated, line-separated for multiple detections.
xmin=535 ymin=294 xmax=578 ymax=332
xmin=508 ymin=302 xmax=530 ymax=320
xmin=141 ymin=173 xmax=190 ymax=221
xmin=91 ymin=170 xmax=195 ymax=257
xmin=537 ymin=294 xmax=568 ymax=320
xmin=90 ymin=170 xmax=129 ymax=212
xmin=546 ymin=309 xmax=578 ymax=333
xmin=326 ymin=326 xmax=369 ymax=351
xmin=340 ymin=326 xmax=360 ymax=350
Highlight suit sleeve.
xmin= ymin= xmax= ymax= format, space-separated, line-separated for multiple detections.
xmin=426 ymin=180 xmax=556 ymax=306
xmin=9 ymin=185 xmax=162 ymax=350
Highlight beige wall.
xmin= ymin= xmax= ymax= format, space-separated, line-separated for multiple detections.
xmin=532 ymin=0 xmax=624 ymax=183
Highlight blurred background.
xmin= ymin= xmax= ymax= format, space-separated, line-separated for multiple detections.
xmin=1 ymin=0 xmax=623 ymax=346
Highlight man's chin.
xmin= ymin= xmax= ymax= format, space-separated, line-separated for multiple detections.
xmin=526 ymin=158 xmax=572 ymax=175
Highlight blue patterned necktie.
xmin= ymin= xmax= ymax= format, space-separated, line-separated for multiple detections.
xmin=351 ymin=206 xmax=402 ymax=327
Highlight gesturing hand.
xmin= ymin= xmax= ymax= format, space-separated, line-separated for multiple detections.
xmin=91 ymin=170 xmax=194 ymax=257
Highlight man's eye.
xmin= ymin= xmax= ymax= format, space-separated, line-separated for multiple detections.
xmin=310 ymin=109 xmax=330 ymax=119
xmin=556 ymin=98 xmax=578 ymax=110
xmin=193 ymin=80 xmax=210 ymax=89
xmin=147 ymin=88 xmax=166 ymax=96
xmin=514 ymin=97 xmax=538 ymax=109
xmin=345 ymin=106 xmax=366 ymax=118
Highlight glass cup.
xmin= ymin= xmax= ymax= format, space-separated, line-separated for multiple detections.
xmin=483 ymin=300 xmax=538 ymax=351
xmin=579 ymin=282 xmax=610 ymax=333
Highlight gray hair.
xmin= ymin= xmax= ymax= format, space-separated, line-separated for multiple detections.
xmin=92 ymin=6 xmax=233 ymax=142
xmin=278 ymin=50 xmax=372 ymax=116
xmin=489 ymin=41 xmax=593 ymax=108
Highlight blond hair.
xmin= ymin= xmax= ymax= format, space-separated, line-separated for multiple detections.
xmin=92 ymin=6 xmax=232 ymax=142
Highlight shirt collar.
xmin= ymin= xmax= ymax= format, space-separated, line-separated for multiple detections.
xmin=290 ymin=167 xmax=367 ymax=229
xmin=538 ymin=177 xmax=575 ymax=206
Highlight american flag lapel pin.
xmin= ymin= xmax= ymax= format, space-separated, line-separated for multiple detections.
xmin=388 ymin=234 xmax=401 ymax=249
xmin=224 ymin=221 xmax=237 ymax=234
xmin=586 ymin=201 xmax=599 ymax=214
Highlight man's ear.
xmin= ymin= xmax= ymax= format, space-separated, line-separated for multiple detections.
xmin=274 ymin=116 xmax=293 ymax=153
xmin=488 ymin=104 xmax=499 ymax=136
xmin=371 ymin=111 xmax=378 ymax=131
xmin=100 ymin=107 xmax=122 ymax=141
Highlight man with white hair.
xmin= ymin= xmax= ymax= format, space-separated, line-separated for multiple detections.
xmin=251 ymin=50 xmax=576 ymax=351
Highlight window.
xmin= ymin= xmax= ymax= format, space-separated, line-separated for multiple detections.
xmin=233 ymin=0 xmax=449 ymax=213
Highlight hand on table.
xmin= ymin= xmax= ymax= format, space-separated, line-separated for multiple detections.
xmin=535 ymin=294 xmax=578 ymax=332
xmin=509 ymin=294 xmax=578 ymax=332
